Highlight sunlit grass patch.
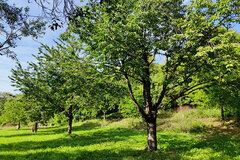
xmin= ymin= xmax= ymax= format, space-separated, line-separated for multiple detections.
xmin=0 ymin=110 xmax=239 ymax=160
xmin=157 ymin=108 xmax=222 ymax=133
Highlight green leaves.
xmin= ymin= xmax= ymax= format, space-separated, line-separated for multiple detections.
xmin=0 ymin=1 xmax=46 ymax=59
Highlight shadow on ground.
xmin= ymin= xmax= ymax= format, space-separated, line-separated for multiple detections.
xmin=0 ymin=121 xmax=102 ymax=138
xmin=0 ymin=121 xmax=239 ymax=160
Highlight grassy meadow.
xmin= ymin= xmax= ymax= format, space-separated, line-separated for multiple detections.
xmin=0 ymin=108 xmax=240 ymax=160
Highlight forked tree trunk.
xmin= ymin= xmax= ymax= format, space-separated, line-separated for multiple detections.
xmin=147 ymin=118 xmax=157 ymax=151
xmin=17 ymin=122 xmax=20 ymax=130
xmin=68 ymin=105 xmax=73 ymax=135
xmin=34 ymin=122 xmax=38 ymax=133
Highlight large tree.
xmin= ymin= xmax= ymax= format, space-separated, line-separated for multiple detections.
xmin=67 ymin=0 xmax=240 ymax=151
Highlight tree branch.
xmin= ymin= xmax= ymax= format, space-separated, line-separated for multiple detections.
xmin=153 ymin=56 xmax=169 ymax=109
xmin=163 ymin=81 xmax=213 ymax=109
xmin=124 ymin=72 xmax=147 ymax=119
xmin=149 ymin=49 xmax=157 ymax=65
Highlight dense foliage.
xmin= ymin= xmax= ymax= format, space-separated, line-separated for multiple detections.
xmin=66 ymin=0 xmax=240 ymax=150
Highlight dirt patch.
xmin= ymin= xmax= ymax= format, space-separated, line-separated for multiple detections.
xmin=1 ymin=123 xmax=17 ymax=127
xmin=197 ymin=118 xmax=240 ymax=136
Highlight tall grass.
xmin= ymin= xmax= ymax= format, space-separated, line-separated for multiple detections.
xmin=157 ymin=107 xmax=221 ymax=133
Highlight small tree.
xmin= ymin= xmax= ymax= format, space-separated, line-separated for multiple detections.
xmin=0 ymin=92 xmax=14 ymax=120
xmin=10 ymin=37 xmax=88 ymax=134
xmin=10 ymin=35 xmax=126 ymax=134
xmin=1 ymin=95 xmax=27 ymax=129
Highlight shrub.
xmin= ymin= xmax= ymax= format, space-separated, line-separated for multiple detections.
xmin=49 ymin=113 xmax=67 ymax=125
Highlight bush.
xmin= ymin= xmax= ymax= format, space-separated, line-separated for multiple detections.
xmin=119 ymin=97 xmax=140 ymax=118
xmin=106 ymin=112 xmax=122 ymax=120
xmin=49 ymin=113 xmax=68 ymax=125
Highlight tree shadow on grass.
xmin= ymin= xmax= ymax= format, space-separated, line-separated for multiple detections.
xmin=194 ymin=134 xmax=240 ymax=157
xmin=192 ymin=125 xmax=240 ymax=158
xmin=0 ymin=124 xmax=239 ymax=160
xmin=0 ymin=148 xmax=181 ymax=160
xmin=0 ymin=127 xmax=143 ymax=152
xmin=0 ymin=121 xmax=102 ymax=138
xmin=47 ymin=121 xmax=102 ymax=134
xmin=157 ymin=128 xmax=240 ymax=159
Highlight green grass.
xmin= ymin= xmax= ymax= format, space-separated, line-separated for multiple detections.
xmin=0 ymin=112 xmax=240 ymax=160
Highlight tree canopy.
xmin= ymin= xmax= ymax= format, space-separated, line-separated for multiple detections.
xmin=67 ymin=0 xmax=240 ymax=151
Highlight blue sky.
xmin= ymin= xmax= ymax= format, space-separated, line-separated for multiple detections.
xmin=0 ymin=0 xmax=239 ymax=94
xmin=0 ymin=0 xmax=67 ymax=93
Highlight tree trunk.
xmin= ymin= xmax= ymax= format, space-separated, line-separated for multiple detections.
xmin=17 ymin=122 xmax=20 ymax=130
xmin=147 ymin=118 xmax=157 ymax=151
xmin=68 ymin=105 xmax=73 ymax=134
xmin=237 ymin=108 xmax=240 ymax=123
xmin=34 ymin=122 xmax=38 ymax=133
xmin=103 ymin=112 xmax=106 ymax=121
xmin=221 ymin=105 xmax=225 ymax=121
xmin=142 ymin=51 xmax=157 ymax=151
xmin=171 ymin=100 xmax=178 ymax=109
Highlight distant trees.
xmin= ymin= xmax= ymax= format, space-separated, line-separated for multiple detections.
xmin=0 ymin=92 xmax=13 ymax=114
xmin=10 ymin=37 xmax=89 ymax=134
xmin=179 ymin=28 xmax=240 ymax=121
xmin=0 ymin=95 xmax=27 ymax=129
xmin=10 ymin=35 xmax=126 ymax=134
xmin=0 ymin=92 xmax=14 ymax=125
xmin=0 ymin=94 xmax=48 ymax=131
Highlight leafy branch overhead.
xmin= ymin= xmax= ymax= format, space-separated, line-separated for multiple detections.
xmin=0 ymin=0 xmax=45 ymax=59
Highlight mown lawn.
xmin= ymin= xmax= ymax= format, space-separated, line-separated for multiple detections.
xmin=0 ymin=117 xmax=240 ymax=160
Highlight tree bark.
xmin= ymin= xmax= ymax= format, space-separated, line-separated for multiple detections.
xmin=17 ymin=122 xmax=20 ymax=130
xmin=142 ymin=50 xmax=158 ymax=151
xmin=103 ymin=112 xmax=106 ymax=121
xmin=147 ymin=118 xmax=157 ymax=151
xmin=34 ymin=122 xmax=38 ymax=133
xmin=221 ymin=105 xmax=225 ymax=121
xmin=68 ymin=105 xmax=73 ymax=134
xmin=237 ymin=107 xmax=240 ymax=123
